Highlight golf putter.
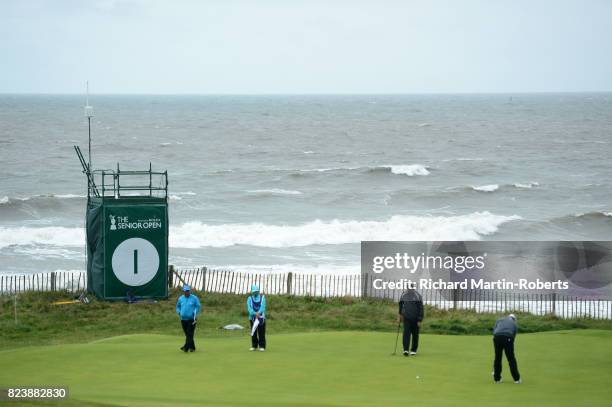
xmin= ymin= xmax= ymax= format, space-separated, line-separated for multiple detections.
xmin=192 ymin=310 xmax=197 ymax=326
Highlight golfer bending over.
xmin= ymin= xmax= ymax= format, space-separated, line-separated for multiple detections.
xmin=398 ymin=289 xmax=424 ymax=356
xmin=492 ymin=314 xmax=521 ymax=383
xmin=247 ymin=284 xmax=266 ymax=351
xmin=176 ymin=284 xmax=201 ymax=352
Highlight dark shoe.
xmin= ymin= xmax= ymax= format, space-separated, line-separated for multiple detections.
xmin=189 ymin=348 xmax=196 ymax=352
xmin=180 ymin=346 xmax=188 ymax=352
xmin=403 ymin=351 xmax=409 ymax=357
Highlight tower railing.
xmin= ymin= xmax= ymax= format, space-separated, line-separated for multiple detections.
xmin=74 ymin=146 xmax=168 ymax=199
xmin=94 ymin=163 xmax=168 ymax=199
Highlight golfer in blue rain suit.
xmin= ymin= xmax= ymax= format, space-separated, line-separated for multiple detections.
xmin=176 ymin=284 xmax=201 ymax=352
xmin=247 ymin=284 xmax=267 ymax=351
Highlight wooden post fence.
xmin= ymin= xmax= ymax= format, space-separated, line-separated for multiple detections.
xmin=0 ymin=267 xmax=611 ymax=320
xmin=287 ymin=272 xmax=293 ymax=295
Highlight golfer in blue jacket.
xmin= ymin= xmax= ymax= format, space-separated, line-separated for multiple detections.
xmin=247 ymin=284 xmax=267 ymax=351
xmin=176 ymin=284 xmax=201 ymax=352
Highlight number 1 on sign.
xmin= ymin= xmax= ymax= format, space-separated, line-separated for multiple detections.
xmin=133 ymin=250 xmax=138 ymax=274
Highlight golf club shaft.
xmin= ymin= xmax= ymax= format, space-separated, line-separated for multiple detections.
xmin=393 ymin=321 xmax=401 ymax=355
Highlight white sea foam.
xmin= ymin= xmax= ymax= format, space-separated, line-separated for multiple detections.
xmin=247 ymin=189 xmax=303 ymax=196
xmin=208 ymin=263 xmax=361 ymax=275
xmin=0 ymin=196 xmax=31 ymax=203
xmin=513 ymin=182 xmax=539 ymax=189
xmin=442 ymin=158 xmax=484 ymax=162
xmin=0 ymin=194 xmax=85 ymax=203
xmin=169 ymin=212 xmax=520 ymax=248
xmin=0 ymin=226 xmax=85 ymax=249
xmin=384 ymin=164 xmax=430 ymax=176
xmin=169 ymin=192 xmax=197 ymax=200
xmin=12 ymin=246 xmax=83 ymax=260
xmin=472 ymin=184 xmax=499 ymax=192
xmin=299 ymin=167 xmax=359 ymax=173
xmin=574 ymin=211 xmax=612 ymax=218
xmin=0 ymin=212 xmax=520 ymax=250
xmin=54 ymin=194 xmax=87 ymax=199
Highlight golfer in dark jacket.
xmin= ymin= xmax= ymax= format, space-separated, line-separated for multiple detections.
xmin=492 ymin=314 xmax=521 ymax=383
xmin=398 ymin=289 xmax=424 ymax=356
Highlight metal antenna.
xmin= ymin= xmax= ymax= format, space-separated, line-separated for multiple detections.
xmin=84 ymin=81 xmax=94 ymax=170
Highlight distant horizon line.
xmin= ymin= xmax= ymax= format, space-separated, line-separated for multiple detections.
xmin=1 ymin=90 xmax=611 ymax=96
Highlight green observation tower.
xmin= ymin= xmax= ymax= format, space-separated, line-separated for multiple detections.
xmin=74 ymin=91 xmax=169 ymax=300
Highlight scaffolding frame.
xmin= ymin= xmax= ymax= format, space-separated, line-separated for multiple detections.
xmin=74 ymin=145 xmax=168 ymax=200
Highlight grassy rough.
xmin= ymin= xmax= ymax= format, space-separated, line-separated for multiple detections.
xmin=1 ymin=289 xmax=611 ymax=349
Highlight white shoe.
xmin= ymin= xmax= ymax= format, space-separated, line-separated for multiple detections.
xmin=409 ymin=351 xmax=417 ymax=356
xmin=249 ymin=347 xmax=255 ymax=351
xmin=494 ymin=380 xmax=502 ymax=384
xmin=259 ymin=348 xmax=265 ymax=352
xmin=514 ymin=379 xmax=522 ymax=384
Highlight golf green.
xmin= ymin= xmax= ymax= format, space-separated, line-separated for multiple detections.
xmin=0 ymin=330 xmax=610 ymax=407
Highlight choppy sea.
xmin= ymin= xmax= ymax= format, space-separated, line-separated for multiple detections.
xmin=1 ymin=93 xmax=611 ymax=275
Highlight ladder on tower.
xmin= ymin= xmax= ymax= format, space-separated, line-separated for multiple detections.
xmin=74 ymin=145 xmax=101 ymax=198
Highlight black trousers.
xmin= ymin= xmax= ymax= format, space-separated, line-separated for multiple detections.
xmin=181 ymin=319 xmax=196 ymax=351
xmin=402 ymin=318 xmax=419 ymax=352
xmin=493 ymin=335 xmax=520 ymax=381
xmin=249 ymin=319 xmax=266 ymax=349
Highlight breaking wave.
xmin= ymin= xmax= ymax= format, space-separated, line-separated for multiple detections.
xmin=169 ymin=212 xmax=520 ymax=248
xmin=247 ymin=189 xmax=303 ymax=196
xmin=513 ymin=182 xmax=539 ymax=189
xmin=0 ymin=226 xmax=85 ymax=249
xmin=0 ymin=194 xmax=85 ymax=206
xmin=471 ymin=184 xmax=499 ymax=192
xmin=0 ymin=194 xmax=87 ymax=219
xmin=385 ymin=164 xmax=430 ymax=176
xmin=371 ymin=164 xmax=430 ymax=176
xmin=468 ymin=182 xmax=539 ymax=192
xmin=572 ymin=211 xmax=612 ymax=220
xmin=0 ymin=212 xmax=520 ymax=250
xmin=210 ymin=263 xmax=360 ymax=275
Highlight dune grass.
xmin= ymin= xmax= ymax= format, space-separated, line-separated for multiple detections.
xmin=1 ymin=289 xmax=611 ymax=350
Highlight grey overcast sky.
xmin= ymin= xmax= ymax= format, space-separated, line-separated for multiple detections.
xmin=1 ymin=0 xmax=611 ymax=94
